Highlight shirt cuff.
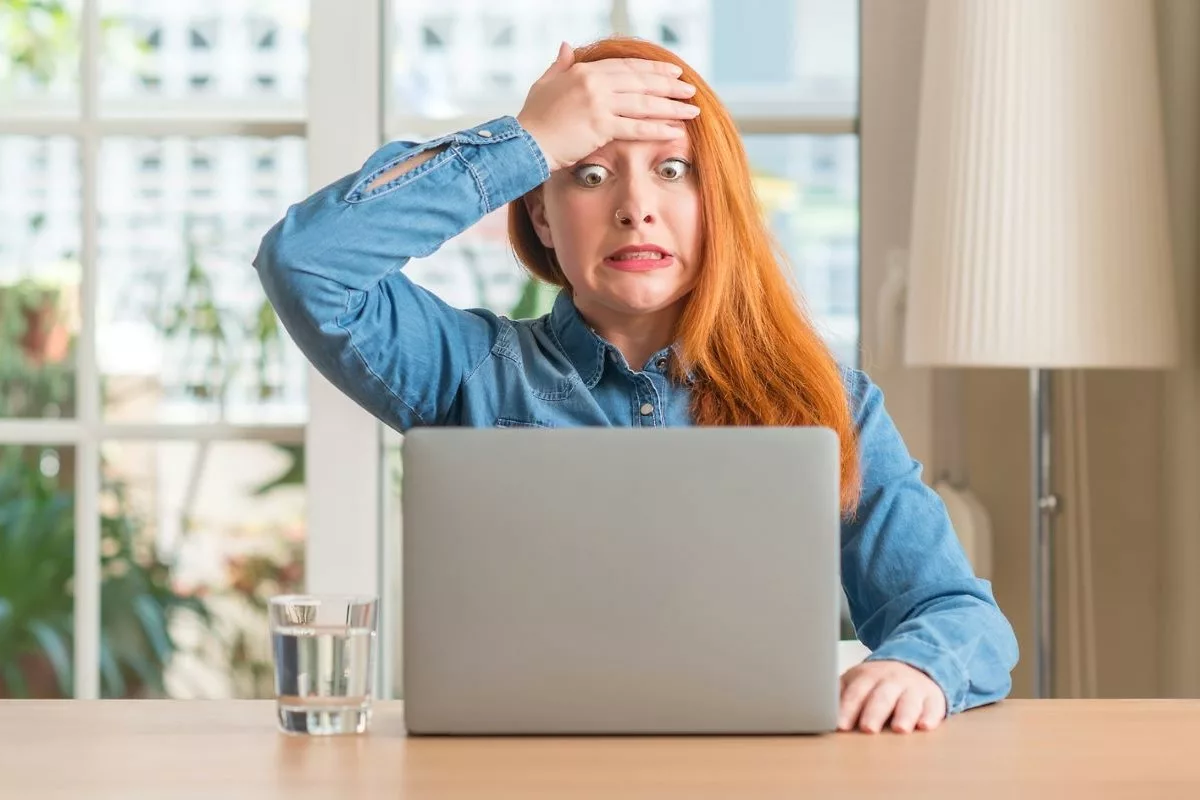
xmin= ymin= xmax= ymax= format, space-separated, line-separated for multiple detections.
xmin=345 ymin=116 xmax=550 ymax=207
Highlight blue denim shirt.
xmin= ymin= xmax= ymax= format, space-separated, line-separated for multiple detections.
xmin=254 ymin=115 xmax=1018 ymax=715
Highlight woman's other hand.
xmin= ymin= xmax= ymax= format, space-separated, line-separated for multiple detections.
xmin=838 ymin=659 xmax=948 ymax=734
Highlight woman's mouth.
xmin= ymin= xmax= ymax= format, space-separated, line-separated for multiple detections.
xmin=605 ymin=246 xmax=675 ymax=272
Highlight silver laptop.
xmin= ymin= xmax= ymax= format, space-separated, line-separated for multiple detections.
xmin=400 ymin=427 xmax=841 ymax=735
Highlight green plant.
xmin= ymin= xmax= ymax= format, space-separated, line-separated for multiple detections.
xmin=1 ymin=1 xmax=132 ymax=93
xmin=509 ymin=275 xmax=558 ymax=320
xmin=154 ymin=226 xmax=287 ymax=405
xmin=0 ymin=277 xmax=76 ymax=418
xmin=0 ymin=0 xmax=75 ymax=87
xmin=160 ymin=238 xmax=233 ymax=401
xmin=0 ymin=446 xmax=213 ymax=698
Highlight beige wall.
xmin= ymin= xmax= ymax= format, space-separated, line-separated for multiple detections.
xmin=872 ymin=0 xmax=1197 ymax=700
xmin=972 ymin=0 xmax=1200 ymax=700
xmin=961 ymin=370 xmax=1165 ymax=698
xmin=1156 ymin=0 xmax=1200 ymax=698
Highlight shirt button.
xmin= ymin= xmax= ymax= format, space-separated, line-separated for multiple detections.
xmin=655 ymin=358 xmax=667 ymax=370
xmin=477 ymin=129 xmax=493 ymax=138
xmin=640 ymin=403 xmax=654 ymax=416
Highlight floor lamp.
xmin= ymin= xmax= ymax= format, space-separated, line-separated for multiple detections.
xmin=903 ymin=0 xmax=1178 ymax=698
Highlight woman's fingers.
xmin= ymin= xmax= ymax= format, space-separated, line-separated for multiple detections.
xmin=610 ymin=93 xmax=700 ymax=121
xmin=605 ymin=71 xmax=697 ymax=99
xmin=917 ymin=694 xmax=947 ymax=731
xmin=837 ymin=671 xmax=880 ymax=731
xmin=609 ymin=117 xmax=688 ymax=142
xmin=856 ymin=681 xmax=905 ymax=734
xmin=889 ymin=689 xmax=925 ymax=733
xmin=583 ymin=56 xmax=684 ymax=76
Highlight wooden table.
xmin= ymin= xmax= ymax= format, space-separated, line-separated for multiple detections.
xmin=1 ymin=700 xmax=1198 ymax=799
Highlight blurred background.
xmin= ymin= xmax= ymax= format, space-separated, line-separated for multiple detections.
xmin=0 ymin=0 xmax=859 ymax=699
xmin=11 ymin=0 xmax=1198 ymax=709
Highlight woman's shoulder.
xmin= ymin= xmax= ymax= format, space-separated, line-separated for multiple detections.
xmin=835 ymin=363 xmax=891 ymax=435
xmin=837 ymin=363 xmax=874 ymax=406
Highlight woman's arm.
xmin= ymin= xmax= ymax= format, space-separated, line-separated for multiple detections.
xmin=840 ymin=368 xmax=1020 ymax=715
xmin=253 ymin=118 xmax=549 ymax=430
xmin=253 ymin=46 xmax=697 ymax=430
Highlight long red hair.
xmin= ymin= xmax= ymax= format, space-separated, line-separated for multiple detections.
xmin=508 ymin=37 xmax=860 ymax=514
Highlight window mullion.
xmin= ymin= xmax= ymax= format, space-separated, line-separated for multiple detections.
xmin=307 ymin=0 xmax=386 ymax=695
xmin=0 ymin=421 xmax=307 ymax=444
xmin=73 ymin=0 xmax=102 ymax=701
xmin=0 ymin=120 xmax=306 ymax=137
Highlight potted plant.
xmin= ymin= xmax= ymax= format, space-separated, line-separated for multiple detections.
xmin=0 ymin=445 xmax=213 ymax=698
xmin=0 ymin=277 xmax=76 ymax=418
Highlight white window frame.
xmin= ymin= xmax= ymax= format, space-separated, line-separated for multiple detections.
xmin=304 ymin=0 xmax=386 ymax=695
xmin=0 ymin=0 xmax=308 ymax=699
xmin=304 ymin=0 xmax=938 ymax=698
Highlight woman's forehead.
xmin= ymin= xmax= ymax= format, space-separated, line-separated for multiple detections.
xmin=587 ymin=124 xmax=692 ymax=159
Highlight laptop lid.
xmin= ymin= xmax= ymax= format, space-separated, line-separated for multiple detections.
xmin=401 ymin=427 xmax=841 ymax=734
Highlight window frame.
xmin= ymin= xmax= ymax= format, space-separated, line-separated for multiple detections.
xmin=0 ymin=0 xmax=308 ymax=698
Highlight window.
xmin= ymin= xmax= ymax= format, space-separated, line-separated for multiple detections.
xmin=0 ymin=0 xmax=874 ymax=702
xmin=189 ymin=24 xmax=214 ymax=51
xmin=0 ymin=0 xmax=310 ymax=701
xmin=484 ymin=19 xmax=514 ymax=48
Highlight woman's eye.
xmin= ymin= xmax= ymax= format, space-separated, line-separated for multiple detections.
xmin=572 ymin=164 xmax=610 ymax=187
xmin=657 ymin=158 xmax=691 ymax=181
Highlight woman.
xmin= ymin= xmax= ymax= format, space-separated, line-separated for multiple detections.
xmin=254 ymin=37 xmax=1018 ymax=734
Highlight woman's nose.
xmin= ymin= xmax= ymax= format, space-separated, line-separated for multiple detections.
xmin=615 ymin=208 xmax=656 ymax=227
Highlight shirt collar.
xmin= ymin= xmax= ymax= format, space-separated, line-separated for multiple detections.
xmin=548 ymin=290 xmax=696 ymax=388
xmin=549 ymin=290 xmax=608 ymax=388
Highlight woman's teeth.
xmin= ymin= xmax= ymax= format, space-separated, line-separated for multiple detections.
xmin=613 ymin=252 xmax=663 ymax=260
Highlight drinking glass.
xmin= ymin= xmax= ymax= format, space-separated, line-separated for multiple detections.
xmin=268 ymin=594 xmax=378 ymax=735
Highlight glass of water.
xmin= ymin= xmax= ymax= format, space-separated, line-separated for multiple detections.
xmin=268 ymin=594 xmax=378 ymax=735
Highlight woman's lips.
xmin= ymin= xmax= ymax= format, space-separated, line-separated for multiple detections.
xmin=604 ymin=252 xmax=675 ymax=272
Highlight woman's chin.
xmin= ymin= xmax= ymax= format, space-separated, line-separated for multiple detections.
xmin=587 ymin=273 xmax=693 ymax=315
xmin=596 ymin=290 xmax=689 ymax=317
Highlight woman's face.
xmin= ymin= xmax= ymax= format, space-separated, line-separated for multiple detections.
xmin=526 ymin=133 xmax=702 ymax=321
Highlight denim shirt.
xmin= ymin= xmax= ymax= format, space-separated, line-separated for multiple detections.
xmin=253 ymin=115 xmax=1019 ymax=715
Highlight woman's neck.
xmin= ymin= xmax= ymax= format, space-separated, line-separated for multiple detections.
xmin=576 ymin=299 xmax=682 ymax=371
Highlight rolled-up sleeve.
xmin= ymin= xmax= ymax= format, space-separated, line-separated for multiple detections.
xmin=253 ymin=116 xmax=549 ymax=429
xmin=840 ymin=368 xmax=1019 ymax=715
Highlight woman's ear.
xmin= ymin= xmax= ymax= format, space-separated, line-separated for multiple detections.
xmin=523 ymin=188 xmax=555 ymax=249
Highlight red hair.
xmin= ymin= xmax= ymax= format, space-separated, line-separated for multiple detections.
xmin=508 ymin=37 xmax=860 ymax=514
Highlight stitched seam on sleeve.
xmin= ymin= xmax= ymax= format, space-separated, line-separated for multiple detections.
xmin=453 ymin=146 xmax=491 ymax=213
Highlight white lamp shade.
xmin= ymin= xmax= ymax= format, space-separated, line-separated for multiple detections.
xmin=905 ymin=0 xmax=1179 ymax=369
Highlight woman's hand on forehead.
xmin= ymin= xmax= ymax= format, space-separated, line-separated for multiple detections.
xmin=517 ymin=42 xmax=701 ymax=173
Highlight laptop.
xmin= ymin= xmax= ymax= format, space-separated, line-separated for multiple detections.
xmin=400 ymin=427 xmax=841 ymax=735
